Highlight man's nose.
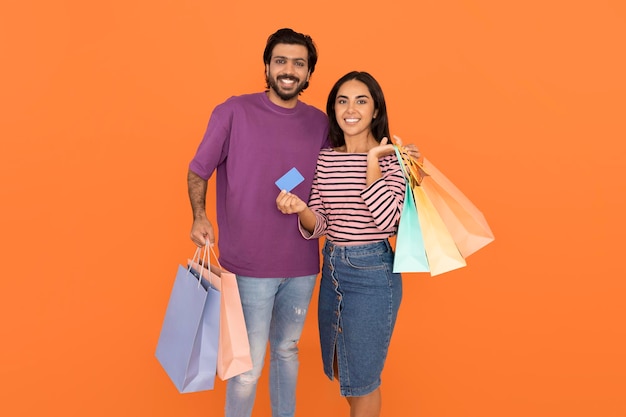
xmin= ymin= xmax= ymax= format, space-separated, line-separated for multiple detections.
xmin=284 ymin=61 xmax=296 ymax=74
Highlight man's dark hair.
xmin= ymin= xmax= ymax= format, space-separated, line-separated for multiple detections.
xmin=263 ymin=28 xmax=318 ymax=91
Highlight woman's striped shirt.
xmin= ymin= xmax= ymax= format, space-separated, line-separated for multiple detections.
xmin=300 ymin=148 xmax=406 ymax=245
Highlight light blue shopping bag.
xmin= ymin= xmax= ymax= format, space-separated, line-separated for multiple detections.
xmin=156 ymin=255 xmax=220 ymax=393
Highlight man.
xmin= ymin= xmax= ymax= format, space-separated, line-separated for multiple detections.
xmin=187 ymin=28 xmax=329 ymax=417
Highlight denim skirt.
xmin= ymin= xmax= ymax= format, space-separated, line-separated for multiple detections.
xmin=318 ymin=239 xmax=402 ymax=397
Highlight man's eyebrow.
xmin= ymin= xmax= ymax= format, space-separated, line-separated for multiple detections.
xmin=272 ymin=55 xmax=307 ymax=62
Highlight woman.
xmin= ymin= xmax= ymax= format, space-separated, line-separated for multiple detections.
xmin=276 ymin=71 xmax=410 ymax=417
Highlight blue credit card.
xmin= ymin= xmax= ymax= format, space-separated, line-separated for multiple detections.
xmin=275 ymin=167 xmax=305 ymax=192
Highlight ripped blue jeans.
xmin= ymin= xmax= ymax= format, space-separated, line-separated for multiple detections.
xmin=225 ymin=275 xmax=317 ymax=417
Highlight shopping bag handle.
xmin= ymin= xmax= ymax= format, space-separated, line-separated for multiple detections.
xmin=193 ymin=241 xmax=227 ymax=287
xmin=186 ymin=241 xmax=215 ymax=288
xmin=207 ymin=244 xmax=224 ymax=271
xmin=394 ymin=145 xmax=429 ymax=187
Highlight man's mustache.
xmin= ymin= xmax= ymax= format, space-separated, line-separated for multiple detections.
xmin=278 ymin=75 xmax=299 ymax=82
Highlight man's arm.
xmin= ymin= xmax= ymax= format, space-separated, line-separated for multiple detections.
xmin=187 ymin=170 xmax=215 ymax=246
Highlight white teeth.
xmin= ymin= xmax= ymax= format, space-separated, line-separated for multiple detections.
xmin=345 ymin=118 xmax=359 ymax=123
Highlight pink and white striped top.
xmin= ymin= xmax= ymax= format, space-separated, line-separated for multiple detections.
xmin=300 ymin=148 xmax=406 ymax=245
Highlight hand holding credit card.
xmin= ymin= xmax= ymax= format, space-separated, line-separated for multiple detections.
xmin=275 ymin=167 xmax=304 ymax=192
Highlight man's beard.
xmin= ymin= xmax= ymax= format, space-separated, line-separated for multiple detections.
xmin=267 ymin=75 xmax=306 ymax=101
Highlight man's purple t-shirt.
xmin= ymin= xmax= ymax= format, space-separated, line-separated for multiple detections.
xmin=189 ymin=92 xmax=330 ymax=278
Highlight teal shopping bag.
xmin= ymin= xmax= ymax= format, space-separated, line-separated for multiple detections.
xmin=393 ymin=147 xmax=429 ymax=273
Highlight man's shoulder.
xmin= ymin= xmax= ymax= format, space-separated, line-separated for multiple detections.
xmin=220 ymin=92 xmax=263 ymax=106
xmin=297 ymin=100 xmax=327 ymax=119
xmin=210 ymin=93 xmax=264 ymax=117
xmin=297 ymin=98 xmax=323 ymax=112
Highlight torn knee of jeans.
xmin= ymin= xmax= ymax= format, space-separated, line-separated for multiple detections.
xmin=273 ymin=340 xmax=299 ymax=359
xmin=235 ymin=371 xmax=261 ymax=385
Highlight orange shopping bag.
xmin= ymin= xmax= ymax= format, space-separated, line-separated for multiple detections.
xmin=420 ymin=158 xmax=495 ymax=258
xmin=413 ymin=183 xmax=467 ymax=276
xmin=398 ymin=147 xmax=494 ymax=259
xmin=189 ymin=245 xmax=253 ymax=380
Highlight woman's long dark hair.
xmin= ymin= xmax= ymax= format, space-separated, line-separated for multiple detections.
xmin=326 ymin=71 xmax=390 ymax=148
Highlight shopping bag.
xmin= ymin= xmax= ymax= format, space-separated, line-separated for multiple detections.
xmin=396 ymin=146 xmax=494 ymax=258
xmin=155 ymin=248 xmax=220 ymax=393
xmin=189 ymin=245 xmax=253 ymax=380
xmin=420 ymin=158 xmax=495 ymax=257
xmin=392 ymin=146 xmax=429 ymax=273
xmin=413 ymin=184 xmax=467 ymax=276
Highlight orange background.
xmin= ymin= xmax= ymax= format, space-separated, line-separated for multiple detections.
xmin=1 ymin=1 xmax=625 ymax=416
